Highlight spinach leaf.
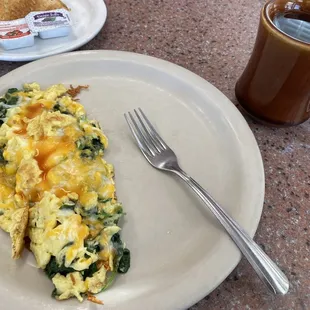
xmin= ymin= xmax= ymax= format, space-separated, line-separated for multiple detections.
xmin=82 ymin=262 xmax=98 ymax=279
xmin=111 ymin=233 xmax=131 ymax=274
xmin=44 ymin=256 xmax=75 ymax=279
xmin=80 ymin=149 xmax=92 ymax=158
xmin=62 ymin=241 xmax=74 ymax=249
xmin=111 ymin=233 xmax=124 ymax=268
xmin=6 ymin=96 xmax=18 ymax=105
xmin=85 ymin=240 xmax=101 ymax=254
xmin=0 ymin=105 xmax=7 ymax=118
xmin=103 ymin=213 xmax=123 ymax=226
xmin=76 ymin=136 xmax=105 ymax=159
xmin=4 ymin=89 xmax=19 ymax=105
xmin=51 ymin=288 xmax=58 ymax=298
xmin=97 ymin=235 xmax=130 ymax=291
xmin=59 ymin=200 xmax=75 ymax=211
xmin=0 ymin=210 xmax=4 ymax=216
xmin=53 ymin=103 xmax=71 ymax=115
xmin=111 ymin=233 xmax=123 ymax=254
xmin=98 ymin=198 xmax=112 ymax=204
xmin=0 ymin=147 xmax=7 ymax=165
xmin=97 ymin=204 xmax=124 ymax=225
xmin=97 ymin=209 xmax=111 ymax=218
xmin=118 ymin=248 xmax=130 ymax=273
xmin=100 ymin=271 xmax=117 ymax=292
xmin=6 ymin=88 xmax=19 ymax=94
xmin=91 ymin=138 xmax=104 ymax=152
xmin=76 ymin=136 xmax=87 ymax=150
xmin=80 ymin=206 xmax=98 ymax=218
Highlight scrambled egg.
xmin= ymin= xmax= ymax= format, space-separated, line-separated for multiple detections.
xmin=0 ymin=84 xmax=130 ymax=302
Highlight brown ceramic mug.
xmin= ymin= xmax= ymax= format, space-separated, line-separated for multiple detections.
xmin=235 ymin=0 xmax=310 ymax=126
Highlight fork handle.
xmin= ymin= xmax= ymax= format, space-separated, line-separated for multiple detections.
xmin=172 ymin=168 xmax=289 ymax=295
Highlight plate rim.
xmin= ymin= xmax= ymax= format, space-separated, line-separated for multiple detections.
xmin=0 ymin=50 xmax=265 ymax=309
xmin=0 ymin=0 xmax=107 ymax=62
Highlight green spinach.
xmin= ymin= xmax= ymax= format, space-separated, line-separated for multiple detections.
xmin=4 ymin=89 xmax=19 ymax=105
xmin=6 ymin=96 xmax=18 ymax=105
xmin=97 ymin=204 xmax=124 ymax=225
xmin=85 ymin=240 xmax=101 ymax=254
xmin=111 ymin=233 xmax=130 ymax=274
xmin=82 ymin=262 xmax=98 ymax=279
xmin=62 ymin=241 xmax=74 ymax=249
xmin=0 ymin=105 xmax=7 ymax=119
xmin=0 ymin=88 xmax=20 ymax=106
xmin=98 ymin=198 xmax=112 ymax=204
xmin=51 ymin=288 xmax=58 ymax=298
xmin=100 ymin=271 xmax=117 ymax=292
xmin=0 ymin=147 xmax=7 ymax=165
xmin=118 ymin=248 xmax=130 ymax=273
xmin=59 ymin=200 xmax=76 ymax=211
xmin=103 ymin=213 xmax=123 ymax=226
xmin=53 ymin=103 xmax=71 ymax=115
xmin=80 ymin=206 xmax=98 ymax=218
xmin=76 ymin=136 xmax=105 ymax=159
xmin=6 ymin=88 xmax=19 ymax=94
xmin=44 ymin=256 xmax=75 ymax=279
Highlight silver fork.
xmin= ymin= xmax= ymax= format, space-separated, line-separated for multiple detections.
xmin=124 ymin=108 xmax=289 ymax=295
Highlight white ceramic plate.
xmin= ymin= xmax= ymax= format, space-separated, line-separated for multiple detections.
xmin=0 ymin=0 xmax=107 ymax=62
xmin=0 ymin=51 xmax=264 ymax=310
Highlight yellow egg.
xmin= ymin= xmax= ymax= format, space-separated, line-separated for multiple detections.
xmin=0 ymin=83 xmax=129 ymax=303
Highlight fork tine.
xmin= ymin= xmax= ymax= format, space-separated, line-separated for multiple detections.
xmin=125 ymin=112 xmax=155 ymax=156
xmin=138 ymin=108 xmax=169 ymax=149
xmin=134 ymin=109 xmax=162 ymax=152
xmin=124 ymin=112 xmax=152 ymax=156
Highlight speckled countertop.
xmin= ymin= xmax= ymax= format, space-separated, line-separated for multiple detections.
xmin=0 ymin=0 xmax=309 ymax=309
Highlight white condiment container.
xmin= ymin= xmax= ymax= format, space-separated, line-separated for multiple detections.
xmin=0 ymin=18 xmax=35 ymax=50
xmin=26 ymin=9 xmax=72 ymax=39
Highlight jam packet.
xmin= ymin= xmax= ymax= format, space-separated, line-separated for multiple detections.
xmin=26 ymin=9 xmax=72 ymax=39
xmin=0 ymin=18 xmax=35 ymax=50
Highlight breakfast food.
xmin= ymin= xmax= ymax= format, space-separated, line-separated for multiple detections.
xmin=26 ymin=9 xmax=71 ymax=39
xmin=0 ymin=0 xmax=69 ymax=21
xmin=0 ymin=1 xmax=72 ymax=50
xmin=0 ymin=84 xmax=130 ymax=302
xmin=0 ymin=18 xmax=35 ymax=50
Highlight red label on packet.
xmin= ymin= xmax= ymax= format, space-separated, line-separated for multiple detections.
xmin=0 ymin=18 xmax=35 ymax=50
xmin=0 ymin=19 xmax=32 ymax=40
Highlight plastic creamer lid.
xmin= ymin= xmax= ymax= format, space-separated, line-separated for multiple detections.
xmin=25 ymin=9 xmax=71 ymax=32
xmin=0 ymin=18 xmax=33 ymax=40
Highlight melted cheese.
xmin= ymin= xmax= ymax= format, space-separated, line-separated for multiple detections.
xmin=0 ymin=83 xmax=127 ymax=303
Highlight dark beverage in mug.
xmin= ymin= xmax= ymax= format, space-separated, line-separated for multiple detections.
xmin=235 ymin=0 xmax=310 ymax=126
xmin=273 ymin=11 xmax=310 ymax=44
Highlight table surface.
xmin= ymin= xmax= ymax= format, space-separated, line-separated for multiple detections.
xmin=1 ymin=1 xmax=309 ymax=309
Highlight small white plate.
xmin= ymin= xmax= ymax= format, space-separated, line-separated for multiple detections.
xmin=0 ymin=51 xmax=264 ymax=310
xmin=0 ymin=0 xmax=107 ymax=62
